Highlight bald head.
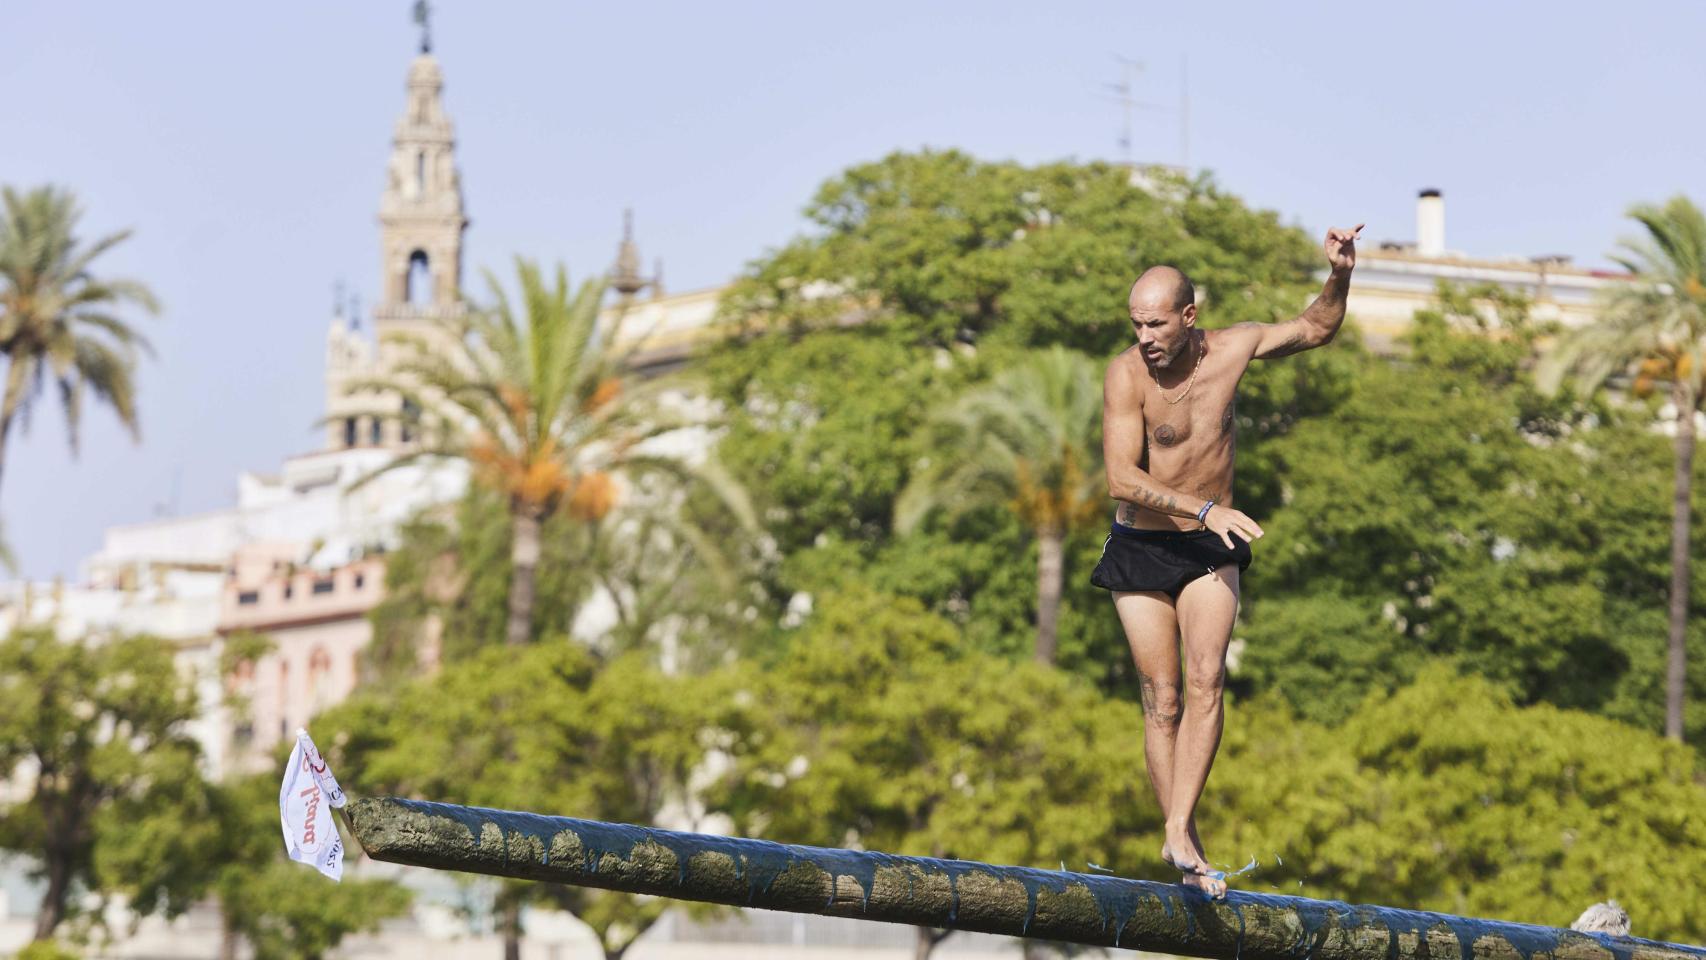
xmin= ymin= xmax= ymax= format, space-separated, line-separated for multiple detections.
xmin=1129 ymin=265 xmax=1195 ymax=313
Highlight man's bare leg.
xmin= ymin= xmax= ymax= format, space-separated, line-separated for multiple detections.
xmin=1111 ymin=591 xmax=1206 ymax=870
xmin=1162 ymin=567 xmax=1240 ymax=896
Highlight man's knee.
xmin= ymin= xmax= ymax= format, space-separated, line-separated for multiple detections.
xmin=1184 ymin=661 xmax=1226 ymax=706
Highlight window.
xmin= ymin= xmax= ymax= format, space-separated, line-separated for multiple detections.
xmin=369 ymin=417 xmax=382 ymax=446
xmin=400 ymin=398 xmax=421 ymax=444
xmin=237 ymin=590 xmax=260 ymax=605
xmin=309 ymin=647 xmax=333 ymax=711
xmin=278 ymin=662 xmax=290 ymax=735
xmin=354 ymin=572 xmax=366 ymax=590
xmin=343 ymin=416 xmax=357 ymax=448
xmin=405 ymin=250 xmax=432 ymax=305
xmin=312 ymin=578 xmax=335 ymax=595
xmin=415 ymin=150 xmax=426 ymax=193
xmin=283 ymin=583 xmax=294 ymax=600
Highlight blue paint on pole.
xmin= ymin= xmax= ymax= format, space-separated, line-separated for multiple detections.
xmin=378 ymin=798 xmax=1706 ymax=960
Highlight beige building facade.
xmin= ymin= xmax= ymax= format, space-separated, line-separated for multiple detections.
xmin=1346 ymin=190 xmax=1625 ymax=351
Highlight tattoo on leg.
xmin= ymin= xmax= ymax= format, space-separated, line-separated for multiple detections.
xmin=1138 ymin=672 xmax=1159 ymax=714
xmin=1137 ymin=672 xmax=1181 ymax=726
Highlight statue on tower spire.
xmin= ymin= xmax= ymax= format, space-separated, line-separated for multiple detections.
xmin=412 ymin=0 xmax=432 ymax=53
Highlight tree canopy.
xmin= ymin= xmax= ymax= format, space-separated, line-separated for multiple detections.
xmin=0 ymin=627 xmax=200 ymax=942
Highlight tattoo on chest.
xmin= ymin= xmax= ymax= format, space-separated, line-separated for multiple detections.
xmin=1153 ymin=423 xmax=1179 ymax=447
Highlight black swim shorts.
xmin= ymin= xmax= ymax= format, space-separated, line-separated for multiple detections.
xmin=1088 ymin=523 xmax=1252 ymax=599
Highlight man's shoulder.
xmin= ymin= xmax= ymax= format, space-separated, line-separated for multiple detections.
xmin=1206 ymin=324 xmax=1265 ymax=365
xmin=1107 ymin=345 xmax=1152 ymax=383
xmin=1207 ymin=323 xmax=1263 ymax=348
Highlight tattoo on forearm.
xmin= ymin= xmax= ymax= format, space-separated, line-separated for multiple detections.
xmin=1133 ymin=485 xmax=1178 ymax=514
xmin=1298 ymin=273 xmax=1350 ymax=335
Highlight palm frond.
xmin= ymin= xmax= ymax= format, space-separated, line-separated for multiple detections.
xmin=0 ymin=185 xmax=154 ymax=456
xmin=895 ymin=345 xmax=1104 ymax=534
xmin=1543 ymin=196 xmax=1706 ymax=405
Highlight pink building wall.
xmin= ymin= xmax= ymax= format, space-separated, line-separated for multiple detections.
xmin=220 ymin=550 xmax=387 ymax=769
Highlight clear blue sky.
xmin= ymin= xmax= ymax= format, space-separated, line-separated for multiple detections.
xmin=4 ymin=1 xmax=1703 ymax=579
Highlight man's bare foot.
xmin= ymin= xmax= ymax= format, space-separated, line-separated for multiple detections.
xmin=1163 ymin=826 xmax=1228 ymax=900
xmin=1178 ymin=865 xmax=1227 ymax=899
xmin=1158 ymin=820 xmax=1208 ymax=869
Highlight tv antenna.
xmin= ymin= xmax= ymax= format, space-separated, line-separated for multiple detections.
xmin=1102 ymin=55 xmax=1160 ymax=167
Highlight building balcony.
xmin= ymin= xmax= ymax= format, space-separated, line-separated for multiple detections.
xmin=218 ymin=556 xmax=386 ymax=634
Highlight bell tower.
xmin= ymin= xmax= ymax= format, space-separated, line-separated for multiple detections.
xmin=375 ymin=23 xmax=467 ymax=321
xmin=324 ymin=12 xmax=467 ymax=452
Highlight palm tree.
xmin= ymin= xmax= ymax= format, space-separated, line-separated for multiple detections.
xmin=351 ymin=256 xmax=755 ymax=649
xmin=1539 ymin=195 xmax=1706 ymax=742
xmin=895 ymin=346 xmax=1106 ymax=664
xmin=0 ymin=185 xmax=157 ymax=496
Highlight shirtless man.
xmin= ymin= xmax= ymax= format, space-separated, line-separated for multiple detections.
xmin=1091 ymin=224 xmax=1362 ymax=898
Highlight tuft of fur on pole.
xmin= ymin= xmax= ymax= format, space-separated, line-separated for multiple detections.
xmin=1573 ymin=902 xmax=1632 ymax=937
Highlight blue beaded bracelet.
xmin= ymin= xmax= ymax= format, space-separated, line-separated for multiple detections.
xmin=1196 ymin=500 xmax=1215 ymax=523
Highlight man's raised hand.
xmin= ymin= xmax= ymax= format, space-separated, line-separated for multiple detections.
xmin=1325 ymin=223 xmax=1364 ymax=273
xmin=1204 ymin=505 xmax=1264 ymax=551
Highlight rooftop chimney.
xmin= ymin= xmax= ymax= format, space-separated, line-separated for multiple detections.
xmin=1416 ymin=188 xmax=1445 ymax=257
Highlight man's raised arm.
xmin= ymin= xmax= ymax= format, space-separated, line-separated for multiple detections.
xmin=1251 ymin=223 xmax=1363 ymax=360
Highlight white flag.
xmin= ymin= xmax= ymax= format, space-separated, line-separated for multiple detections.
xmin=280 ymin=728 xmax=346 ymax=881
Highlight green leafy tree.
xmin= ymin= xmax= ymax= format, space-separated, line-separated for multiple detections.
xmin=1229 ymin=283 xmax=1705 ymax=731
xmin=704 ymin=150 xmax=1324 ymax=564
xmin=1174 ymin=673 xmax=1706 ymax=942
xmin=349 ymin=257 xmax=753 ymax=648
xmin=717 ymin=151 xmax=1315 ymax=355
xmin=0 ymin=185 xmax=157 ymax=496
xmin=1540 ymin=196 xmax=1706 ymax=741
xmin=894 ymin=346 xmax=1105 ymax=663
xmin=702 ymin=151 xmax=1355 ymax=686
xmin=0 ymin=628 xmax=198 ymax=942
xmin=713 ymin=586 xmax=1156 ymax=959
xmin=13 ymin=941 xmax=82 ymax=960
xmin=322 ymin=644 xmax=723 ymax=960
xmin=369 ymin=482 xmax=764 ymax=682
xmin=699 ymin=328 xmax=978 ymax=567
xmin=1207 ymin=670 xmax=1706 ymax=942
xmin=86 ymin=626 xmax=410 ymax=960
xmin=365 ymin=487 xmax=599 ymax=679
xmin=1336 ymin=669 xmax=1706 ymax=939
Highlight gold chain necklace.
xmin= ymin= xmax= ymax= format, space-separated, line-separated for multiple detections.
xmin=1160 ymin=332 xmax=1205 ymax=405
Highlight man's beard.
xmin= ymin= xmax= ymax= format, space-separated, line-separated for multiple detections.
xmin=1145 ymin=339 xmax=1188 ymax=370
